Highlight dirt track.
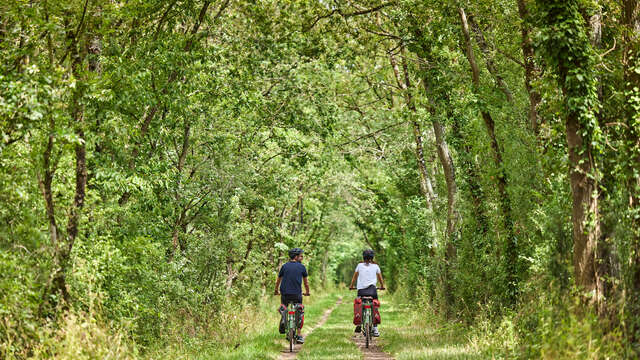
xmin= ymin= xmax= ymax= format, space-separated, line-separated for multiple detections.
xmin=278 ymin=297 xmax=343 ymax=359
xmin=351 ymin=331 xmax=394 ymax=360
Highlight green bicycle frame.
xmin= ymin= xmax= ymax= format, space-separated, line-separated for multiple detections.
xmin=363 ymin=301 xmax=372 ymax=327
xmin=287 ymin=303 xmax=297 ymax=332
xmin=286 ymin=303 xmax=297 ymax=352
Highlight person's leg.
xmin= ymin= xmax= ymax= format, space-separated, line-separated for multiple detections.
xmin=295 ymin=294 xmax=304 ymax=330
xmin=372 ymin=287 xmax=380 ymax=336
xmin=294 ymin=294 xmax=305 ymax=343
xmin=372 ymin=309 xmax=380 ymax=335
xmin=278 ymin=295 xmax=287 ymax=334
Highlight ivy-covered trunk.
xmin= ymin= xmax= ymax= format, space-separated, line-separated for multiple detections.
xmin=459 ymin=7 xmax=518 ymax=305
xmin=565 ymin=111 xmax=599 ymax=295
xmin=388 ymin=50 xmax=437 ymax=211
xmin=623 ymin=0 xmax=640 ymax=342
xmin=516 ymin=0 xmax=542 ymax=135
xmin=537 ymin=0 xmax=603 ymax=301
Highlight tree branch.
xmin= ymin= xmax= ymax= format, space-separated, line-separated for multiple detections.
xmin=307 ymin=2 xmax=396 ymax=30
xmin=338 ymin=120 xmax=407 ymax=147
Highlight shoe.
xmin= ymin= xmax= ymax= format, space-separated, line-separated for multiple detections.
xmin=295 ymin=335 xmax=304 ymax=344
xmin=372 ymin=327 xmax=380 ymax=337
xmin=354 ymin=325 xmax=361 ymax=333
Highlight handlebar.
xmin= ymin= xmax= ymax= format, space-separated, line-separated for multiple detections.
xmin=273 ymin=292 xmax=311 ymax=296
xmin=349 ymin=287 xmax=385 ymax=290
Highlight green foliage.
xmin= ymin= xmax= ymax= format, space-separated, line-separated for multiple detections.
xmin=535 ymin=0 xmax=602 ymax=151
xmin=0 ymin=252 xmax=41 ymax=358
xmin=2 ymin=0 xmax=640 ymax=358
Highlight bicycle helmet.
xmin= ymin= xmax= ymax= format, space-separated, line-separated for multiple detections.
xmin=363 ymin=249 xmax=374 ymax=260
xmin=289 ymin=247 xmax=304 ymax=259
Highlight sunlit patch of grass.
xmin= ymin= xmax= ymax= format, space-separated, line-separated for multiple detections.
xmin=377 ymin=299 xmax=481 ymax=360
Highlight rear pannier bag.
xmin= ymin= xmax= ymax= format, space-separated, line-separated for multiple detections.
xmin=372 ymin=299 xmax=381 ymax=325
xmin=353 ymin=298 xmax=363 ymax=325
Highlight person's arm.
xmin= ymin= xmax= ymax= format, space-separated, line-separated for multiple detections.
xmin=303 ymin=276 xmax=310 ymax=296
xmin=349 ymin=271 xmax=359 ymax=289
xmin=376 ymin=272 xmax=385 ymax=289
xmin=274 ymin=276 xmax=282 ymax=295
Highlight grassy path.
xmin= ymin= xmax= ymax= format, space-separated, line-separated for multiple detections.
xmin=145 ymin=290 xmax=342 ymax=359
xmin=295 ymin=292 xmax=362 ymax=360
xmin=153 ymin=290 xmax=483 ymax=359
xmin=279 ymin=297 xmax=343 ymax=359
xmin=216 ymin=292 xmax=343 ymax=360
xmin=299 ymin=292 xmax=481 ymax=360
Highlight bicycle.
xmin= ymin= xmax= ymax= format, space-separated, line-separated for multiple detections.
xmin=351 ymin=287 xmax=384 ymax=348
xmin=276 ymin=293 xmax=308 ymax=352
xmin=284 ymin=302 xmax=299 ymax=352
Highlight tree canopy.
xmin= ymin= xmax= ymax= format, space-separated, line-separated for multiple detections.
xmin=1 ymin=0 xmax=640 ymax=358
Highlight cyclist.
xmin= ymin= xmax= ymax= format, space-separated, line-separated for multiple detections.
xmin=274 ymin=247 xmax=310 ymax=344
xmin=349 ymin=249 xmax=385 ymax=337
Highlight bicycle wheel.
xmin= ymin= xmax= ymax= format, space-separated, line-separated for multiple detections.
xmin=289 ymin=327 xmax=294 ymax=352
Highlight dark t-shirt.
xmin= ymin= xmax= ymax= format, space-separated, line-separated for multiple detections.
xmin=278 ymin=261 xmax=308 ymax=295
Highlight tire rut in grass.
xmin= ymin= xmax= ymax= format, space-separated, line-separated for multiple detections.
xmin=351 ymin=333 xmax=394 ymax=360
xmin=278 ymin=297 xmax=343 ymax=360
xmin=351 ymin=298 xmax=394 ymax=360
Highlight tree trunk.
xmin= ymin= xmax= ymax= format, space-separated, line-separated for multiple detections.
xmin=38 ymin=123 xmax=58 ymax=248
xmin=565 ymin=111 xmax=599 ymax=297
xmin=119 ymin=1 xmax=213 ymax=206
xmin=623 ymin=0 xmax=640 ymax=342
xmin=421 ymin=77 xmax=460 ymax=242
xmin=467 ymin=16 xmax=514 ymax=103
xmin=538 ymin=0 xmax=602 ymax=301
xmin=588 ymin=3 xmax=611 ymax=313
xmin=388 ymin=51 xmax=436 ymax=207
xmin=516 ymin=0 xmax=542 ymax=134
xmin=168 ymin=117 xmax=194 ymax=260
xmin=433 ymin=121 xmax=458 ymax=237
xmin=37 ymin=119 xmax=60 ymax=315
xmin=46 ymin=26 xmax=89 ymax=306
xmin=388 ymin=48 xmax=438 ymax=235
xmin=322 ymin=248 xmax=328 ymax=287
xmin=451 ymin=116 xmax=490 ymax=234
xmin=410 ymin=26 xmax=485 ymax=237
xmin=459 ymin=7 xmax=518 ymax=304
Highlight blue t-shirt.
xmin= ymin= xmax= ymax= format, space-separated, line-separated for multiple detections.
xmin=278 ymin=261 xmax=308 ymax=295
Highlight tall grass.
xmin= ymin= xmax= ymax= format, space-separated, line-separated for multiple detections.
xmin=30 ymin=309 xmax=138 ymax=360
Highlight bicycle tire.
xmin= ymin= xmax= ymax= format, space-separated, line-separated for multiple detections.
xmin=289 ymin=327 xmax=294 ymax=352
xmin=367 ymin=323 xmax=371 ymax=348
xmin=363 ymin=307 xmax=371 ymax=348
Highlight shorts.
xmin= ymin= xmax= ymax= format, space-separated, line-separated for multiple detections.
xmin=281 ymin=293 xmax=303 ymax=305
xmin=357 ymin=284 xmax=378 ymax=299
